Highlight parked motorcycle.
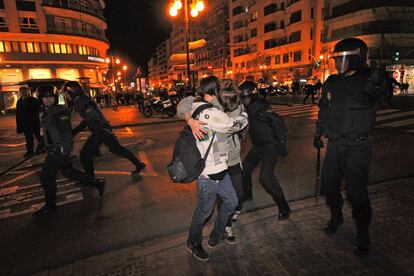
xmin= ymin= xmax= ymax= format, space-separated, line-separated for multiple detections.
xmin=142 ymin=95 xmax=176 ymax=118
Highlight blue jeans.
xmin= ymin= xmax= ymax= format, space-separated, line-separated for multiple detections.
xmin=188 ymin=173 xmax=238 ymax=244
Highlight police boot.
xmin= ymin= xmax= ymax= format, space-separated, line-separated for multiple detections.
xmin=131 ymin=162 xmax=146 ymax=182
xmin=33 ymin=203 xmax=57 ymax=220
xmin=354 ymin=229 xmax=370 ymax=257
xmin=324 ymin=210 xmax=344 ymax=234
xmin=275 ymin=196 xmax=291 ymax=220
xmin=93 ymin=179 xmax=106 ymax=196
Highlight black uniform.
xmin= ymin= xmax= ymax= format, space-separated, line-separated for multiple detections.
xmin=72 ymin=95 xmax=145 ymax=178
xmin=315 ymin=69 xmax=386 ymax=252
xmin=16 ymin=96 xmax=42 ymax=155
xmin=39 ymin=105 xmax=103 ymax=210
xmin=242 ymin=98 xmax=290 ymax=218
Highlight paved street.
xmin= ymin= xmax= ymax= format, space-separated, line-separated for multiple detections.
xmin=0 ymin=98 xmax=413 ymax=275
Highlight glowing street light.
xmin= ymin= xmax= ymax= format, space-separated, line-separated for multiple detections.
xmin=117 ymin=71 xmax=121 ymax=76
xmin=168 ymin=0 xmax=205 ymax=87
xmin=122 ymin=65 xmax=128 ymax=71
xmin=115 ymin=58 xmax=120 ymax=64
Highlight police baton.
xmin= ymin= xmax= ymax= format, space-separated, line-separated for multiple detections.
xmin=314 ymin=147 xmax=321 ymax=202
xmin=0 ymin=147 xmax=46 ymax=176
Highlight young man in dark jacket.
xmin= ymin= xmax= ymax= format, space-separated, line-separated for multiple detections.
xmin=16 ymin=86 xmax=43 ymax=157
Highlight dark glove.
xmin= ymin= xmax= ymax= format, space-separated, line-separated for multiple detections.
xmin=370 ymin=68 xmax=387 ymax=87
xmin=278 ymin=143 xmax=288 ymax=157
xmin=313 ymin=135 xmax=324 ymax=149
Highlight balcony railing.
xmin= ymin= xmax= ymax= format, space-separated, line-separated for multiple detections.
xmin=326 ymin=0 xmax=414 ymax=20
xmin=42 ymin=0 xmax=105 ymax=21
xmin=47 ymin=25 xmax=108 ymax=42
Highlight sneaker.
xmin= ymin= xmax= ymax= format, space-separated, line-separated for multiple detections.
xmin=231 ymin=211 xmax=241 ymax=222
xmin=207 ymin=238 xmax=219 ymax=249
xmin=187 ymin=242 xmax=209 ymax=261
xmin=224 ymin=226 xmax=236 ymax=244
xmin=33 ymin=204 xmax=57 ymax=219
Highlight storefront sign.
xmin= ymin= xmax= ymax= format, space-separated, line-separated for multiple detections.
xmin=87 ymin=56 xmax=105 ymax=63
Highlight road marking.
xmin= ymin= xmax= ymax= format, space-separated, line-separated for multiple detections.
xmin=0 ymin=170 xmax=39 ymax=187
xmin=380 ymin=118 xmax=414 ymax=127
xmin=138 ymin=151 xmax=157 ymax=176
xmin=0 ymin=192 xmax=84 ymax=220
xmin=125 ymin=127 xmax=133 ymax=134
xmin=376 ymin=111 xmax=414 ymax=122
xmin=0 ymin=143 xmax=26 ymax=147
xmin=0 ymin=186 xmax=18 ymax=196
xmin=0 ymin=149 xmax=27 ymax=156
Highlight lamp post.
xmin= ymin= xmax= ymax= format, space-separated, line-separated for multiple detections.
xmin=105 ymin=56 xmax=124 ymax=109
xmin=169 ymin=0 xmax=205 ymax=88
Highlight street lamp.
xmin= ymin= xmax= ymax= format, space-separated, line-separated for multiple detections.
xmin=168 ymin=0 xmax=205 ymax=88
xmin=106 ymin=55 xmax=125 ymax=109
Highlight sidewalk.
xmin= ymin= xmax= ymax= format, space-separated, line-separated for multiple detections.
xmin=35 ymin=178 xmax=414 ymax=275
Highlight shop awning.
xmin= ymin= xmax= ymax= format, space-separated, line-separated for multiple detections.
xmin=19 ymin=78 xmax=69 ymax=90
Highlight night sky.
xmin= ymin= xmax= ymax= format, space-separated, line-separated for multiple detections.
xmin=104 ymin=0 xmax=171 ymax=68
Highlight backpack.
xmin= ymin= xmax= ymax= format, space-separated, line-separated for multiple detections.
xmin=167 ymin=103 xmax=216 ymax=183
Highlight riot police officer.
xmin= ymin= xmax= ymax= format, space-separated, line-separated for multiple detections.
xmin=34 ymin=85 xmax=105 ymax=219
xmin=313 ymin=38 xmax=387 ymax=256
xmin=62 ymin=81 xmax=146 ymax=181
xmin=239 ymin=81 xmax=291 ymax=220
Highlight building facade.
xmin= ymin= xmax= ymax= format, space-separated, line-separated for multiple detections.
xmin=206 ymin=0 xmax=230 ymax=79
xmin=229 ymin=0 xmax=323 ymax=84
xmin=322 ymin=0 xmax=414 ymax=91
xmin=0 ymin=0 xmax=109 ymax=110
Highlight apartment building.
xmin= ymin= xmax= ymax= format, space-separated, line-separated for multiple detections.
xmin=0 ymin=0 xmax=109 ymax=110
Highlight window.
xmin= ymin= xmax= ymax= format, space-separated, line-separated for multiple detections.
xmin=20 ymin=42 xmax=27 ymax=53
xmin=264 ymin=4 xmax=277 ymax=16
xmin=0 ymin=17 xmax=7 ymax=32
xmin=16 ymin=0 xmax=36 ymax=11
xmin=275 ymin=55 xmax=281 ymax=64
xmin=235 ymin=63 xmax=239 ymax=69
xmin=81 ymin=23 xmax=88 ymax=35
xmin=290 ymin=10 xmax=302 ymax=24
xmin=283 ymin=53 xmax=289 ymax=63
xmin=293 ymin=51 xmax=302 ymax=62
xmin=55 ymin=17 xmax=69 ymax=31
xmin=311 ymin=7 xmax=314 ymax=19
xmin=250 ymin=28 xmax=257 ymax=38
xmin=48 ymin=43 xmax=54 ymax=53
xmin=233 ymin=6 xmax=243 ymax=16
xmin=265 ymin=56 xmax=271 ymax=65
xmin=250 ymin=11 xmax=258 ymax=22
xmin=75 ymin=0 xmax=89 ymax=12
xmin=289 ymin=30 xmax=301 ymax=43
xmin=26 ymin=42 xmax=35 ymax=53
xmin=60 ymin=43 xmax=67 ymax=54
xmin=310 ymin=28 xmax=313 ymax=39
xmin=280 ymin=20 xmax=285 ymax=29
xmin=0 ymin=0 xmax=4 ymax=9
xmin=264 ymin=39 xmax=277 ymax=49
xmin=241 ymin=62 xmax=245 ymax=68
xmin=0 ymin=41 xmax=4 ymax=52
xmin=20 ymin=17 xmax=39 ymax=33
xmin=281 ymin=2 xmax=285 ymax=10
xmin=33 ymin=42 xmax=40 ymax=53
xmin=264 ymin=22 xmax=277 ymax=33
xmin=54 ymin=43 xmax=61 ymax=53
xmin=66 ymin=44 xmax=72 ymax=54
xmin=250 ymin=44 xmax=257 ymax=52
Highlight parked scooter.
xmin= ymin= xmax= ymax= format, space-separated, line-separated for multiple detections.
xmin=142 ymin=94 xmax=176 ymax=118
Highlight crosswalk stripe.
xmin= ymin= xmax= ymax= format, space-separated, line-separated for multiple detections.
xmin=277 ymin=108 xmax=318 ymax=116
xmin=273 ymin=105 xmax=316 ymax=112
xmin=291 ymin=110 xmax=320 ymax=118
xmin=376 ymin=109 xmax=399 ymax=115
xmin=0 ymin=170 xmax=39 ymax=187
xmin=381 ymin=118 xmax=414 ymax=127
xmin=376 ymin=111 xmax=414 ymax=122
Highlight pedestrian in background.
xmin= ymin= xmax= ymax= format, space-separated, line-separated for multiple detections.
xmin=303 ymin=80 xmax=316 ymax=104
xmin=16 ymin=86 xmax=43 ymax=157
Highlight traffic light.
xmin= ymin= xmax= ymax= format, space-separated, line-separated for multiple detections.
xmin=393 ymin=51 xmax=400 ymax=62
xmin=316 ymin=60 xmax=321 ymax=67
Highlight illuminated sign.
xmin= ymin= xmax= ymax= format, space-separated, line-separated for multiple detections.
xmin=87 ymin=56 xmax=105 ymax=63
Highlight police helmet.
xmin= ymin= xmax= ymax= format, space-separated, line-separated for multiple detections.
xmin=331 ymin=37 xmax=368 ymax=74
xmin=62 ymin=81 xmax=85 ymax=100
xmin=36 ymin=85 xmax=58 ymax=106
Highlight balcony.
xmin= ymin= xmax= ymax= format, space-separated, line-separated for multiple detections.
xmin=47 ymin=25 xmax=108 ymax=42
xmin=42 ymin=0 xmax=105 ymax=21
xmin=325 ymin=0 xmax=414 ymax=20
